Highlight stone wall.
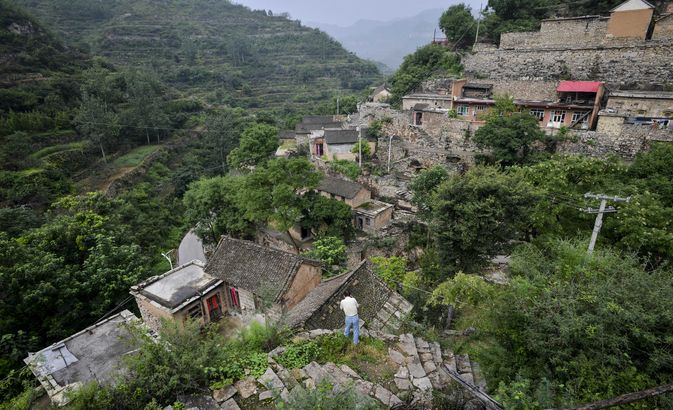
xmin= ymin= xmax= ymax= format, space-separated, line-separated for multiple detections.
xmin=559 ymin=124 xmax=673 ymax=160
xmin=489 ymin=79 xmax=558 ymax=100
xmin=654 ymin=15 xmax=673 ymax=39
xmin=464 ymin=40 xmax=673 ymax=90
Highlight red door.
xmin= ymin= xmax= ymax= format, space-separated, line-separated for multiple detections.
xmin=207 ymin=295 xmax=222 ymax=321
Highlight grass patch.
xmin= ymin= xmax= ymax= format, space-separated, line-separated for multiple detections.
xmin=277 ymin=333 xmax=396 ymax=385
xmin=112 ymin=145 xmax=161 ymax=168
xmin=30 ymin=141 xmax=86 ymax=160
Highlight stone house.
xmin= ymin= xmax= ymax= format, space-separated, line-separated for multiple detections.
xmin=316 ymin=175 xmax=371 ymax=208
xmin=24 ymin=310 xmax=139 ymax=406
xmin=310 ymin=128 xmax=376 ymax=161
xmin=205 ymin=237 xmax=323 ymax=316
xmin=370 ymin=84 xmax=391 ymax=103
xmin=598 ymin=90 xmax=673 ymax=135
xmin=354 ymin=200 xmax=394 ymax=233
xmin=130 ymin=260 xmax=226 ymax=334
xmin=295 ymin=115 xmax=343 ymax=145
xmin=285 ymin=260 xmax=413 ymax=333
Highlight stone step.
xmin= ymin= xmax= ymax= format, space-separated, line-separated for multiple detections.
xmin=471 ymin=361 xmax=487 ymax=392
xmin=455 ymin=353 xmax=473 ymax=376
xmin=414 ymin=336 xmax=431 ymax=353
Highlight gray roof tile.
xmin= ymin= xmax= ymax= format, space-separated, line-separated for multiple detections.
xmin=206 ymin=237 xmax=319 ymax=302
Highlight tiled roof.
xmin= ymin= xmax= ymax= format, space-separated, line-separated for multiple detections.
xmin=324 ymin=129 xmax=359 ymax=144
xmin=206 ymin=237 xmax=319 ymax=302
xmin=557 ymin=81 xmax=603 ymax=93
xmin=284 ymin=268 xmax=357 ymax=328
xmin=316 ymin=176 xmax=365 ymax=199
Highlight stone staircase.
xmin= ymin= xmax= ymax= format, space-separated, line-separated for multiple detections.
xmin=200 ymin=329 xmax=499 ymax=410
xmin=391 ymin=333 xmax=487 ymax=396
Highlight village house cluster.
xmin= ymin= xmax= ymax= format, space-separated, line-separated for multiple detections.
xmin=25 ymin=236 xmax=412 ymax=405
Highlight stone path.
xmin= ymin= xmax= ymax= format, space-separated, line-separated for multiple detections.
xmin=182 ymin=328 xmax=490 ymax=409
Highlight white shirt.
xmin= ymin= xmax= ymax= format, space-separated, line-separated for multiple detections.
xmin=340 ymin=296 xmax=359 ymax=317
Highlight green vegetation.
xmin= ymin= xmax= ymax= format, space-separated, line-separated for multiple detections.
xmin=472 ymin=96 xmax=546 ymax=166
xmin=389 ymin=44 xmax=462 ymax=106
xmin=439 ymin=4 xmax=477 ymax=49
xmin=303 ymin=236 xmax=347 ymax=277
xmin=329 ymin=159 xmax=361 ymax=180
xmin=111 ymin=145 xmax=161 ymax=168
xmin=227 ymin=123 xmax=278 ymax=169
xmin=16 ymin=0 xmax=382 ymax=111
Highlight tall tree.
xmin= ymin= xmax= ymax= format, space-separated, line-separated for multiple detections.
xmin=227 ymin=123 xmax=278 ymax=169
xmin=430 ymin=166 xmax=536 ymax=275
xmin=236 ymin=158 xmax=322 ymax=251
xmin=439 ymin=4 xmax=477 ymax=49
xmin=473 ymin=96 xmax=545 ymax=166
xmin=122 ymin=69 xmax=169 ymax=145
xmin=74 ymin=92 xmax=120 ymax=162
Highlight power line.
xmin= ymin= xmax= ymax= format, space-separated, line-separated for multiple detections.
xmin=94 ymin=296 xmax=134 ymax=325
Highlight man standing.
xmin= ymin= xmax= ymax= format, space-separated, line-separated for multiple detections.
xmin=340 ymin=291 xmax=359 ymax=345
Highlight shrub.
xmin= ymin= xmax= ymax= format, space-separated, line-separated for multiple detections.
xmin=276 ymin=340 xmax=321 ymax=369
xmin=277 ymin=382 xmax=379 ymax=410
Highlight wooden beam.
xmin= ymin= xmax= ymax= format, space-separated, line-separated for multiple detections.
xmin=550 ymin=383 xmax=673 ymax=410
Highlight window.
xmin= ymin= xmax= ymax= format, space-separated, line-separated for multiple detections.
xmin=474 ymin=105 xmax=487 ymax=112
xmin=365 ymin=218 xmax=371 ymax=226
xmin=415 ymin=112 xmax=423 ymax=125
xmin=315 ymin=143 xmax=324 ymax=156
xmin=551 ymin=110 xmax=566 ymax=123
xmin=456 ymin=105 xmax=469 ymax=115
xmin=530 ymin=109 xmax=545 ymax=121
xmin=187 ymin=303 xmax=202 ymax=319
xmin=571 ymin=111 xmax=589 ymax=124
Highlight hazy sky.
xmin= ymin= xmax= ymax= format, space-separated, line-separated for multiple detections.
xmin=233 ymin=0 xmax=483 ymax=26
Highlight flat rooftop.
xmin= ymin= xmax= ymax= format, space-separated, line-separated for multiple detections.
xmin=355 ymin=200 xmax=394 ymax=216
xmin=131 ymin=261 xmax=221 ymax=310
xmin=25 ymin=310 xmax=138 ymax=393
xmin=609 ymin=90 xmax=673 ymax=99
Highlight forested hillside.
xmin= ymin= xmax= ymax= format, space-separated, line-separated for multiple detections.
xmin=15 ymin=0 xmax=381 ymax=112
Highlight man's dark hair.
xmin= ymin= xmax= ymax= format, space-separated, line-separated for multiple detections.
xmin=344 ymin=291 xmax=351 ymax=297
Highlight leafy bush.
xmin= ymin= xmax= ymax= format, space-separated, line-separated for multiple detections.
xmin=276 ymin=340 xmax=321 ymax=369
xmin=303 ymin=236 xmax=347 ymax=277
xmin=329 ymin=160 xmax=361 ymax=180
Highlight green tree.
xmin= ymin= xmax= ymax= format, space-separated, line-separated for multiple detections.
xmin=236 ymin=158 xmax=322 ymax=250
xmin=430 ymin=166 xmax=536 ymax=275
xmin=439 ymin=4 xmax=477 ymax=49
xmin=122 ymin=69 xmax=169 ymax=145
xmin=629 ymin=142 xmax=673 ymax=207
xmin=410 ymin=165 xmax=450 ymax=220
xmin=389 ymin=44 xmax=462 ymax=106
xmin=227 ymin=123 xmax=279 ymax=169
xmin=303 ymin=236 xmax=346 ymax=277
xmin=300 ymin=192 xmax=355 ymax=241
xmin=473 ymin=96 xmax=545 ymax=166
xmin=74 ymin=92 xmax=120 ymax=162
xmin=350 ymin=140 xmax=371 ymax=159
xmin=370 ymin=256 xmax=407 ymax=289
xmin=183 ymin=175 xmax=253 ymax=243
xmin=203 ymin=108 xmax=249 ymax=175
xmin=486 ymin=239 xmax=673 ymax=408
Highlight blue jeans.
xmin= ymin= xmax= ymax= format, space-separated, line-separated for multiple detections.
xmin=343 ymin=315 xmax=359 ymax=345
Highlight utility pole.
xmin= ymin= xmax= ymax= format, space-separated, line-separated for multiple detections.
xmin=336 ymin=97 xmax=340 ymax=116
xmin=161 ymin=250 xmax=174 ymax=270
xmin=580 ymin=193 xmax=630 ymax=254
xmin=357 ymin=126 xmax=362 ymax=168
xmin=473 ymin=3 xmax=482 ymax=52
xmin=387 ymin=135 xmax=393 ymax=172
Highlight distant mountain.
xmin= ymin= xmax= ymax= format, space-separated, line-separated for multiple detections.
xmin=15 ymin=0 xmax=382 ymax=110
xmin=309 ymin=9 xmax=443 ymax=71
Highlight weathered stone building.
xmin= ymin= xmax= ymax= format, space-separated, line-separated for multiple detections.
xmin=464 ymin=0 xmax=673 ymax=90
xmin=130 ymin=261 xmax=225 ymax=334
xmin=285 ymin=261 xmax=413 ymax=332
